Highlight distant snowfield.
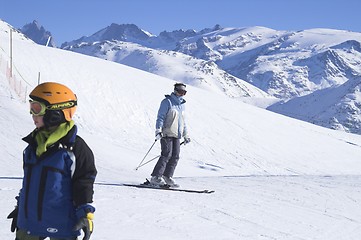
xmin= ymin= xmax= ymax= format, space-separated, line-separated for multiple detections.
xmin=61 ymin=23 xmax=361 ymax=134
xmin=1 ymin=20 xmax=361 ymax=239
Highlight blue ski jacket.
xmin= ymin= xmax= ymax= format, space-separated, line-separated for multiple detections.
xmin=17 ymin=125 xmax=97 ymax=238
xmin=156 ymin=92 xmax=188 ymax=139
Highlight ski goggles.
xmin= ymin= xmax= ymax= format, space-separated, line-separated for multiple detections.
xmin=176 ymin=89 xmax=187 ymax=95
xmin=29 ymin=100 xmax=48 ymax=116
xmin=29 ymin=100 xmax=77 ymax=116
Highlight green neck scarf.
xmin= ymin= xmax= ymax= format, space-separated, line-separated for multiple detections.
xmin=34 ymin=120 xmax=75 ymax=157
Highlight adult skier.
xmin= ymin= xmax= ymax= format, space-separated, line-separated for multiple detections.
xmin=7 ymin=82 xmax=97 ymax=240
xmin=150 ymin=83 xmax=191 ymax=187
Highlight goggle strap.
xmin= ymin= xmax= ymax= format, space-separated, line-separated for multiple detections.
xmin=46 ymin=100 xmax=77 ymax=111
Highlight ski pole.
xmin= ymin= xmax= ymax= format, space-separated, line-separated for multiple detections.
xmin=136 ymin=155 xmax=160 ymax=170
xmin=135 ymin=139 xmax=157 ymax=171
xmin=135 ymin=141 xmax=185 ymax=170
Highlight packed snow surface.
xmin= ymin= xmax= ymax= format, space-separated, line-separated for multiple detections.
xmin=1 ymin=20 xmax=361 ymax=239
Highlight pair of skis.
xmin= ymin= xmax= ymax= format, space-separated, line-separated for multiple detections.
xmin=97 ymin=179 xmax=214 ymax=194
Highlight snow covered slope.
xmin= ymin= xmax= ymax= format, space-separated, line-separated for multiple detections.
xmin=1 ymin=20 xmax=361 ymax=240
xmin=269 ymin=76 xmax=361 ymax=134
xmin=63 ymin=39 xmax=270 ymax=99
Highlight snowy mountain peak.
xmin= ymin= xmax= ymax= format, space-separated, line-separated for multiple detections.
xmin=61 ymin=23 xmax=152 ymax=48
xmin=331 ymin=39 xmax=361 ymax=52
xmin=159 ymin=28 xmax=197 ymax=43
xmin=24 ymin=20 xmax=41 ymax=30
xmin=20 ymin=20 xmax=56 ymax=47
xmin=99 ymin=23 xmax=152 ymax=41
xmin=201 ymin=24 xmax=223 ymax=33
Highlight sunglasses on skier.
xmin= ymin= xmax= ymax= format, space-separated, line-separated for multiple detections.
xmin=176 ymin=89 xmax=187 ymax=95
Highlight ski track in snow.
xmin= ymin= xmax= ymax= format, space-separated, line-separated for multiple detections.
xmin=1 ymin=175 xmax=360 ymax=240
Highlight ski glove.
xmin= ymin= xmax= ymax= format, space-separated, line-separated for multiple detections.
xmin=7 ymin=207 xmax=18 ymax=232
xmin=184 ymin=137 xmax=191 ymax=145
xmin=74 ymin=204 xmax=95 ymax=240
xmin=155 ymin=129 xmax=162 ymax=140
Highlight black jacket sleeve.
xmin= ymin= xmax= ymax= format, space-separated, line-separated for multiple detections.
xmin=72 ymin=136 xmax=97 ymax=207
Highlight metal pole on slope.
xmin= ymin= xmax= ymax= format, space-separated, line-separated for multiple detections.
xmin=9 ymin=29 xmax=13 ymax=77
xmin=46 ymin=36 xmax=51 ymax=47
xmin=38 ymin=72 xmax=41 ymax=85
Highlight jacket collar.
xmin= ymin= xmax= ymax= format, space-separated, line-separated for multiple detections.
xmin=167 ymin=92 xmax=186 ymax=104
xmin=23 ymin=123 xmax=77 ymax=148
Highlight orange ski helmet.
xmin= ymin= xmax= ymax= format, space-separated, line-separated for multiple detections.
xmin=29 ymin=82 xmax=77 ymax=126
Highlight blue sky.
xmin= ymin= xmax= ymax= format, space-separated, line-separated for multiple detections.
xmin=1 ymin=0 xmax=360 ymax=46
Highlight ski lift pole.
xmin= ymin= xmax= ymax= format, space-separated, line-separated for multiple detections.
xmin=135 ymin=139 xmax=158 ymax=171
xmin=135 ymin=141 xmax=185 ymax=170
